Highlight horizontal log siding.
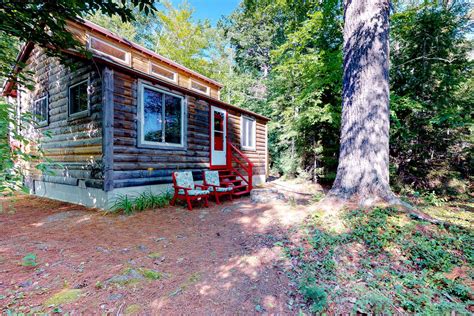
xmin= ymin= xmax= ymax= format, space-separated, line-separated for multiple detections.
xmin=20 ymin=48 xmax=103 ymax=188
xmin=111 ymin=73 xmax=211 ymax=188
xmin=227 ymin=109 xmax=267 ymax=176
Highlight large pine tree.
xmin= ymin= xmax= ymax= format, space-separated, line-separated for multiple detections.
xmin=329 ymin=0 xmax=398 ymax=206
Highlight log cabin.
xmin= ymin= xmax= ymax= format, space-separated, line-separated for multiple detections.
xmin=2 ymin=19 xmax=270 ymax=209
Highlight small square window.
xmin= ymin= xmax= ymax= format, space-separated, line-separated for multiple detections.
xmin=68 ymin=80 xmax=89 ymax=117
xmin=241 ymin=116 xmax=256 ymax=150
xmin=33 ymin=96 xmax=48 ymax=126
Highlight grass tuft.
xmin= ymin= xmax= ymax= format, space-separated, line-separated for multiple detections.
xmin=109 ymin=190 xmax=172 ymax=215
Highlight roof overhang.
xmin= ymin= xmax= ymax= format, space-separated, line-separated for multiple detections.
xmin=91 ymin=54 xmax=270 ymax=122
xmin=2 ymin=41 xmax=35 ymax=97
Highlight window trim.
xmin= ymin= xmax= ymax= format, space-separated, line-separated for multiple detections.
xmin=189 ymin=79 xmax=210 ymax=96
xmin=33 ymin=95 xmax=49 ymax=127
xmin=68 ymin=78 xmax=90 ymax=120
xmin=149 ymin=62 xmax=178 ymax=83
xmin=137 ymin=81 xmax=187 ymax=149
xmin=88 ymin=35 xmax=131 ymax=66
xmin=240 ymin=115 xmax=256 ymax=151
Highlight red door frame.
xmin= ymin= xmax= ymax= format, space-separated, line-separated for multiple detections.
xmin=209 ymin=106 xmax=229 ymax=170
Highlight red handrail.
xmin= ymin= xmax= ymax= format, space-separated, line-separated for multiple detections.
xmin=227 ymin=142 xmax=253 ymax=191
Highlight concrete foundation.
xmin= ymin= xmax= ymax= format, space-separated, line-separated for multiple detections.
xmin=33 ymin=174 xmax=267 ymax=210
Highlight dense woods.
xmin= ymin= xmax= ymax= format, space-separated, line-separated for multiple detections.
xmin=222 ymin=0 xmax=473 ymax=198
xmin=1 ymin=0 xmax=471 ymax=196
xmin=85 ymin=1 xmax=473 ymax=199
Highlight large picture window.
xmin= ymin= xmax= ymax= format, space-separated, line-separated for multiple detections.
xmin=241 ymin=116 xmax=256 ymax=150
xmin=139 ymin=83 xmax=185 ymax=148
xmin=33 ymin=96 xmax=48 ymax=126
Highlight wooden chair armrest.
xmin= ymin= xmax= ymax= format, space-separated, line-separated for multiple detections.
xmin=195 ymin=184 xmax=208 ymax=190
xmin=174 ymin=185 xmax=191 ymax=192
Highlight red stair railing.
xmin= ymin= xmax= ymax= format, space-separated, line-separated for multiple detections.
xmin=226 ymin=141 xmax=254 ymax=191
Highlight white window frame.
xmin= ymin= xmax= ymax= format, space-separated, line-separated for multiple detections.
xmin=189 ymin=79 xmax=210 ymax=96
xmin=68 ymin=78 xmax=90 ymax=119
xmin=149 ymin=62 xmax=178 ymax=83
xmin=88 ymin=35 xmax=131 ymax=66
xmin=240 ymin=115 xmax=256 ymax=151
xmin=33 ymin=95 xmax=48 ymax=127
xmin=137 ymin=82 xmax=186 ymax=149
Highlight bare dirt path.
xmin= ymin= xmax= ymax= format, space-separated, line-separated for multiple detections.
xmin=0 ymin=194 xmax=310 ymax=314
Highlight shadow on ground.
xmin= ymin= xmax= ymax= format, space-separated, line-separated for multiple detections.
xmin=0 ymin=194 xmax=310 ymax=314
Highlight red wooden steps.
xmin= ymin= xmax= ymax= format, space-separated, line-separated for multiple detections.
xmin=218 ymin=169 xmax=251 ymax=196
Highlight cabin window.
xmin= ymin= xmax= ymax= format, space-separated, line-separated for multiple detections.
xmin=150 ymin=63 xmax=177 ymax=83
xmin=68 ymin=79 xmax=89 ymax=118
xmin=89 ymin=36 xmax=130 ymax=65
xmin=189 ymin=80 xmax=210 ymax=95
xmin=33 ymin=96 xmax=48 ymax=126
xmin=240 ymin=116 xmax=256 ymax=150
xmin=138 ymin=83 xmax=185 ymax=148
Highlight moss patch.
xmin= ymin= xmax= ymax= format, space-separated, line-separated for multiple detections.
xmin=147 ymin=252 xmax=162 ymax=259
xmin=169 ymin=272 xmax=202 ymax=297
xmin=44 ymin=289 xmax=82 ymax=306
xmin=124 ymin=304 xmax=141 ymax=314
xmin=138 ymin=268 xmax=162 ymax=280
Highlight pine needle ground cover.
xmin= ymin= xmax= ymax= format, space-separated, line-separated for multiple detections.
xmin=283 ymin=201 xmax=473 ymax=314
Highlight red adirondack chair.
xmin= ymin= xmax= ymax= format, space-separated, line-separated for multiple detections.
xmin=203 ymin=170 xmax=233 ymax=204
xmin=170 ymin=171 xmax=210 ymax=211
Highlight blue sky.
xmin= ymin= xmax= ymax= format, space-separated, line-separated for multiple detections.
xmin=169 ymin=0 xmax=241 ymax=25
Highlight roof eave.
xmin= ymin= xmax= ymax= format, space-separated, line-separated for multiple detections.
xmin=2 ymin=41 xmax=35 ymax=97
xmin=92 ymin=55 xmax=270 ymax=122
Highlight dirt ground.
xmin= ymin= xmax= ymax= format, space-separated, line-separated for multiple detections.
xmin=0 ymin=191 xmax=313 ymax=315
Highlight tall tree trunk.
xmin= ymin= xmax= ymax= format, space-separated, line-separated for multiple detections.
xmin=329 ymin=0 xmax=397 ymax=205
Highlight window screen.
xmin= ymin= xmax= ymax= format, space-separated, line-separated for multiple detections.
xmin=69 ymin=80 xmax=89 ymax=116
xmin=33 ymin=96 xmax=48 ymax=126
xmin=241 ymin=116 xmax=256 ymax=150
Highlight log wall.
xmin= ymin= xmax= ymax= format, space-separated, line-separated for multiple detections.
xmin=17 ymin=48 xmax=267 ymax=192
xmin=109 ymin=71 xmax=267 ymax=189
xmin=111 ymin=74 xmax=211 ymax=188
xmin=19 ymin=48 xmax=103 ymax=188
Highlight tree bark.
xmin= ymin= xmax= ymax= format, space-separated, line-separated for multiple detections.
xmin=329 ymin=0 xmax=397 ymax=205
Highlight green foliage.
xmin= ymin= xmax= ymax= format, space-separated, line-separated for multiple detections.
xmin=110 ymin=191 xmax=172 ymax=214
xmin=390 ymin=2 xmax=473 ymax=190
xmin=21 ymin=253 xmax=37 ymax=267
xmin=300 ymin=284 xmax=327 ymax=313
xmin=288 ymin=207 xmax=474 ymax=313
xmin=226 ymin=0 xmax=343 ymax=181
xmin=227 ymin=0 xmax=472 ymax=190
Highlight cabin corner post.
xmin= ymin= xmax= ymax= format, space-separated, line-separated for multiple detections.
xmin=102 ymin=67 xmax=114 ymax=192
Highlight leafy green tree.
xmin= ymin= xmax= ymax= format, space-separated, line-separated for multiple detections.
xmin=153 ymin=1 xmax=215 ymax=77
xmin=390 ymin=1 xmax=473 ymax=193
